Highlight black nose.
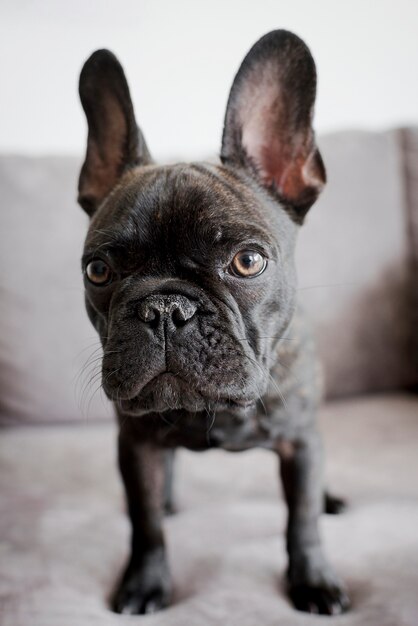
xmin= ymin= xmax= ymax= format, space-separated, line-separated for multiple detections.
xmin=137 ymin=294 xmax=197 ymax=329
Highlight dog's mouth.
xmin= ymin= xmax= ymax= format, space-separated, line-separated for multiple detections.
xmin=114 ymin=372 xmax=255 ymax=416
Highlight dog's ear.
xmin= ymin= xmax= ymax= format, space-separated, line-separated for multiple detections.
xmin=221 ymin=30 xmax=325 ymax=223
xmin=78 ymin=49 xmax=151 ymax=216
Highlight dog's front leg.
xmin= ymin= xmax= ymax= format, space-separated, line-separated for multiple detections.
xmin=112 ymin=423 xmax=171 ymax=615
xmin=277 ymin=428 xmax=349 ymax=615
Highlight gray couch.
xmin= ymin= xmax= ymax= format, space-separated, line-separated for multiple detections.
xmin=1 ymin=129 xmax=417 ymax=626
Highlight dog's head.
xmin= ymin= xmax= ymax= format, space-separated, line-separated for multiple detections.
xmin=78 ymin=30 xmax=325 ymax=417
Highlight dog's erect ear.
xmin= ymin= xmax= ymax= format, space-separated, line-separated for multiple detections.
xmin=221 ymin=30 xmax=325 ymax=223
xmin=78 ymin=49 xmax=151 ymax=216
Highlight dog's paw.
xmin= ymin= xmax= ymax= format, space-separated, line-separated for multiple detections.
xmin=163 ymin=500 xmax=178 ymax=516
xmin=287 ymin=548 xmax=350 ymax=616
xmin=289 ymin=582 xmax=350 ymax=615
xmin=324 ymin=491 xmax=346 ymax=515
xmin=113 ymin=584 xmax=169 ymax=615
xmin=111 ymin=550 xmax=170 ymax=615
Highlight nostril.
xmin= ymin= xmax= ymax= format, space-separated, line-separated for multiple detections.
xmin=171 ymin=301 xmax=197 ymax=326
xmin=138 ymin=302 xmax=160 ymax=326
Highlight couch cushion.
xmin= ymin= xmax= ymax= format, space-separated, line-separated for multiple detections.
xmin=0 ymin=156 xmax=113 ymax=424
xmin=1 ymin=394 xmax=417 ymax=625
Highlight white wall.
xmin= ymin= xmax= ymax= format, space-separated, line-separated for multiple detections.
xmin=1 ymin=0 xmax=417 ymax=161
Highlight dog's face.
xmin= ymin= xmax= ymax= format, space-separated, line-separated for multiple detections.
xmin=82 ymin=163 xmax=298 ymax=416
xmin=78 ymin=31 xmax=325 ymax=417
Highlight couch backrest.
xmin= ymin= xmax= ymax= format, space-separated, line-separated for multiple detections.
xmin=0 ymin=129 xmax=416 ymax=425
xmin=0 ymin=156 xmax=113 ymax=425
xmin=297 ymin=129 xmax=417 ymax=397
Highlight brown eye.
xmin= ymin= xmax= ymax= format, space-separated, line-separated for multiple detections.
xmin=230 ymin=249 xmax=266 ymax=278
xmin=85 ymin=259 xmax=112 ymax=285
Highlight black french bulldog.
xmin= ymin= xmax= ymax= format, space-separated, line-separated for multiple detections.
xmin=77 ymin=30 xmax=349 ymax=616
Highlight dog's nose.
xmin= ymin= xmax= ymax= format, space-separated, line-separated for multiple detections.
xmin=137 ymin=294 xmax=197 ymax=329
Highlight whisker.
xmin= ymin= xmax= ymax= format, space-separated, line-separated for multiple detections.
xmin=205 ymin=408 xmax=216 ymax=446
xmin=257 ymin=394 xmax=268 ymax=417
xmin=242 ymin=352 xmax=289 ymax=410
xmin=86 ymin=380 xmax=107 ymax=417
xmin=119 ymin=414 xmax=130 ymax=436
xmin=297 ymin=281 xmax=358 ymax=291
xmin=236 ymin=335 xmax=297 ymax=343
xmin=79 ymin=371 xmax=102 ymax=416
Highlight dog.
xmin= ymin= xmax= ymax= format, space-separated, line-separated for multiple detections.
xmin=77 ymin=29 xmax=350 ymax=616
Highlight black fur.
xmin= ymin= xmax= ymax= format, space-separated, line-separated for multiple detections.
xmin=77 ymin=29 xmax=349 ymax=616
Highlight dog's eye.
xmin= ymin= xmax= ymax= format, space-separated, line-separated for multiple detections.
xmin=85 ymin=259 xmax=112 ymax=285
xmin=230 ymin=250 xmax=267 ymax=278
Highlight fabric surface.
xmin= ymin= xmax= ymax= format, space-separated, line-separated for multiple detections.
xmin=0 ymin=156 xmax=113 ymax=425
xmin=297 ymin=130 xmax=416 ymax=397
xmin=1 ymin=393 xmax=418 ymax=626
xmin=400 ymin=127 xmax=418 ymax=381
xmin=0 ymin=130 xmax=417 ymax=425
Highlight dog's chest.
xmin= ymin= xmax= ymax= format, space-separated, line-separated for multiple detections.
xmin=138 ymin=404 xmax=289 ymax=451
xmin=139 ymin=386 xmax=315 ymax=450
